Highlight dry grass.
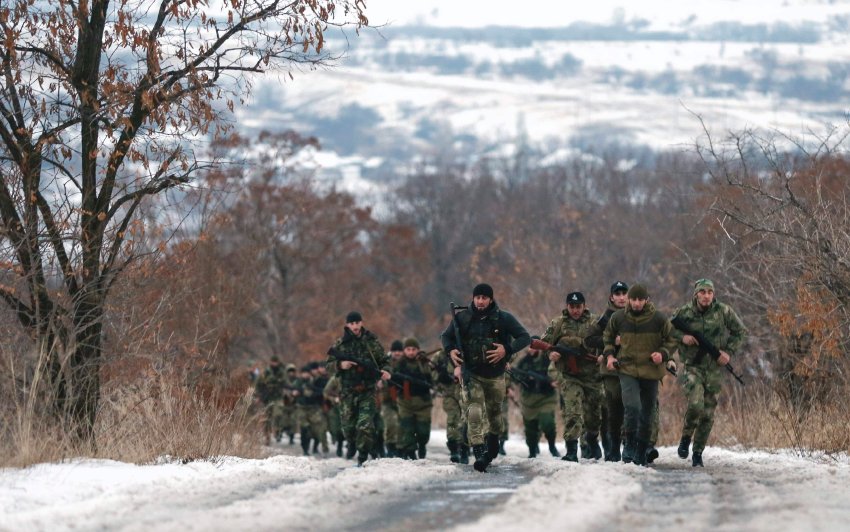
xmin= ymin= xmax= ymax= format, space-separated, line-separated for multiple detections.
xmin=0 ymin=372 xmax=265 ymax=469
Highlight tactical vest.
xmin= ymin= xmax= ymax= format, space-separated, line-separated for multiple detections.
xmin=456 ymin=308 xmax=505 ymax=370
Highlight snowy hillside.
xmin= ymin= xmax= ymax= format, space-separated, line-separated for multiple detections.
xmin=234 ymin=0 xmax=850 ymax=181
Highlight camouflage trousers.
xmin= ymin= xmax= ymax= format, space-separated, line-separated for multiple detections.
xmin=500 ymin=391 xmax=509 ymax=440
xmin=264 ymin=400 xmax=286 ymax=440
xmin=559 ymin=374 xmax=603 ymax=441
xmin=681 ymin=364 xmax=723 ymax=453
xmin=382 ymin=403 xmax=399 ymax=446
xmin=461 ymin=374 xmax=506 ymax=446
xmin=520 ymin=392 xmax=557 ymax=447
xmin=398 ymin=396 xmax=432 ymax=453
xmin=327 ymin=404 xmax=343 ymax=443
xmin=298 ymin=405 xmax=328 ymax=452
xmin=441 ymin=386 xmax=465 ymax=444
xmin=340 ymin=390 xmax=378 ymax=454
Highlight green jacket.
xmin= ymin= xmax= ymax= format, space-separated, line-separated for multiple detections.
xmin=255 ymin=365 xmax=290 ymax=403
xmin=671 ymin=298 xmax=746 ymax=369
xmin=602 ymin=302 xmax=676 ymax=381
xmin=394 ymin=356 xmax=433 ymax=404
xmin=541 ymin=308 xmax=598 ymax=379
xmin=327 ymin=327 xmax=388 ymax=394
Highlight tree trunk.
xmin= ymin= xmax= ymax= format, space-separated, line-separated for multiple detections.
xmin=68 ymin=293 xmax=103 ymax=443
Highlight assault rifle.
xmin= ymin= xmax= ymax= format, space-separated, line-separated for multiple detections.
xmin=391 ymin=371 xmax=434 ymax=392
xmin=508 ymin=365 xmax=554 ymax=392
xmin=530 ymin=337 xmax=598 ymax=362
xmin=326 ymin=347 xmax=383 ymax=379
xmin=670 ymin=317 xmax=745 ymax=385
xmin=450 ymin=302 xmax=471 ymax=393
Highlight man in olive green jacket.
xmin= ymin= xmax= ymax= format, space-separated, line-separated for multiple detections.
xmin=603 ymin=284 xmax=677 ymax=466
xmin=672 ymin=278 xmax=746 ymax=467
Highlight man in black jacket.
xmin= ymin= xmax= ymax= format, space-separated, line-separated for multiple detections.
xmin=440 ymin=283 xmax=531 ymax=472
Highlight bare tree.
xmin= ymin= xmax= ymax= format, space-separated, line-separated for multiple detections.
xmin=0 ymin=0 xmax=369 ymax=440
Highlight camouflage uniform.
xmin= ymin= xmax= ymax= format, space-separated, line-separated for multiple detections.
xmin=543 ymin=308 xmax=604 ymax=460
xmin=380 ymin=362 xmax=400 ymax=457
xmin=395 ymin=354 xmax=434 ymax=459
xmin=672 ymin=293 xmax=746 ymax=457
xmin=603 ymin=297 xmax=677 ymax=466
xmin=254 ymin=363 xmax=289 ymax=443
xmin=511 ymin=350 xmax=558 ymax=457
xmin=323 ymin=375 xmax=345 ymax=456
xmin=585 ymin=302 xmax=623 ymax=460
xmin=295 ymin=373 xmax=329 ymax=454
xmin=327 ymin=327 xmax=389 ymax=460
xmin=432 ymin=349 xmax=468 ymax=463
xmin=440 ymin=298 xmax=531 ymax=471
xmin=280 ymin=365 xmax=299 ymax=443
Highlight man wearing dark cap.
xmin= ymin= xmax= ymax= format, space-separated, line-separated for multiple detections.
xmin=394 ymin=337 xmax=434 ymax=459
xmin=440 ymin=283 xmax=531 ymax=472
xmin=602 ymin=284 xmax=677 ymax=466
xmin=380 ymin=340 xmax=404 ymax=457
xmin=671 ymin=279 xmax=746 ymax=467
xmin=327 ymin=311 xmax=391 ymax=465
xmin=541 ymin=291 xmax=603 ymax=462
xmin=584 ymin=281 xmax=629 ymax=461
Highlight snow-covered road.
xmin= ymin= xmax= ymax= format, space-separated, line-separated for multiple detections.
xmin=2 ymin=433 xmax=848 ymax=531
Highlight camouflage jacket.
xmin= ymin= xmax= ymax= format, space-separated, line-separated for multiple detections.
xmin=327 ymin=327 xmax=388 ymax=394
xmin=671 ymin=298 xmax=747 ymax=369
xmin=584 ymin=301 xmax=622 ymax=377
xmin=255 ymin=366 xmax=289 ymax=403
xmin=512 ymin=351 xmax=556 ymax=397
xmin=603 ymin=302 xmax=677 ymax=381
xmin=380 ymin=356 xmax=401 ymax=405
xmin=430 ymin=349 xmax=458 ymax=393
xmin=541 ymin=308 xmax=598 ymax=378
xmin=394 ymin=355 xmax=434 ymax=402
xmin=440 ymin=301 xmax=532 ymax=378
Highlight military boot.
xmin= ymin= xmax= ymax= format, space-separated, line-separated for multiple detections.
xmin=386 ymin=443 xmax=397 ymax=458
xmin=622 ymin=435 xmax=636 ymax=464
xmin=606 ymin=436 xmax=621 ymax=462
xmin=498 ymin=438 xmax=507 ymax=456
xmin=472 ymin=444 xmax=491 ymax=472
xmin=300 ymin=430 xmax=311 ymax=456
xmin=678 ymin=435 xmax=691 ymax=459
xmin=527 ymin=442 xmax=538 ymax=459
xmin=459 ymin=445 xmax=470 ymax=464
xmin=418 ymin=442 xmax=427 ymax=459
xmin=336 ymin=440 xmax=343 ymax=457
xmin=646 ymin=446 xmax=659 ymax=464
xmin=562 ymin=440 xmax=579 ymax=462
xmin=357 ymin=451 xmax=368 ymax=466
xmin=288 ymin=432 xmax=295 ymax=445
xmin=546 ymin=434 xmax=560 ymax=457
xmin=633 ymin=439 xmax=648 ymax=466
xmin=692 ymin=452 xmax=704 ymax=467
xmin=448 ymin=441 xmax=461 ymax=463
xmin=486 ymin=434 xmax=501 ymax=461
xmin=585 ymin=432 xmax=603 ymax=460
xmin=345 ymin=442 xmax=356 ymax=460
xmin=312 ymin=439 xmax=320 ymax=454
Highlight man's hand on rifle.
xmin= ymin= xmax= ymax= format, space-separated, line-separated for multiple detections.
xmin=380 ymin=370 xmax=392 ymax=381
xmin=549 ymin=350 xmax=561 ymax=362
xmin=453 ymin=365 xmax=462 ymax=382
xmin=717 ymin=350 xmax=730 ymax=366
xmin=650 ymin=352 xmax=663 ymax=365
xmin=340 ymin=360 xmax=357 ymax=370
xmin=449 ymin=349 xmax=463 ymax=366
xmin=667 ymin=360 xmax=678 ymax=373
xmin=682 ymin=334 xmax=699 ymax=346
xmin=485 ymin=343 xmax=506 ymax=364
xmin=607 ymin=355 xmax=618 ymax=371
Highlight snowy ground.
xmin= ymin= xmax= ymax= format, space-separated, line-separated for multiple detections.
xmin=2 ymin=432 xmax=849 ymax=531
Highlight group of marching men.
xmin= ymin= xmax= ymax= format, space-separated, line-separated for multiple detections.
xmin=256 ymin=278 xmax=746 ymax=471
